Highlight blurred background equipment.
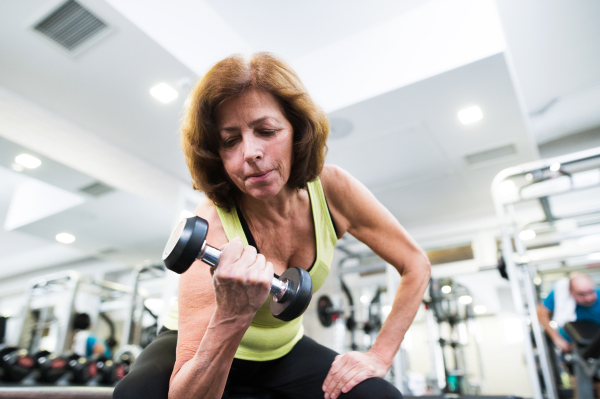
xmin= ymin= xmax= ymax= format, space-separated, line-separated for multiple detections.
xmin=1 ymin=0 xmax=600 ymax=398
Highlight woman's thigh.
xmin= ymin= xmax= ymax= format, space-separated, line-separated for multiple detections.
xmin=112 ymin=328 xmax=178 ymax=399
xmin=261 ymin=336 xmax=402 ymax=399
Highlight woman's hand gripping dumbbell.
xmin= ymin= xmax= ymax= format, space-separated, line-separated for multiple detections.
xmin=162 ymin=216 xmax=313 ymax=321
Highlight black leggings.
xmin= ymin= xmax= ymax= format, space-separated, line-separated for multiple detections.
xmin=113 ymin=328 xmax=402 ymax=399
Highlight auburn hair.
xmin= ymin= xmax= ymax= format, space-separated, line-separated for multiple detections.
xmin=180 ymin=53 xmax=329 ymax=210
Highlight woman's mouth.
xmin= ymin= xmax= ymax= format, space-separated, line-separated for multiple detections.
xmin=247 ymin=170 xmax=272 ymax=182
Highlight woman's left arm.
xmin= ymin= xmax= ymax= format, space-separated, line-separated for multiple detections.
xmin=321 ymin=165 xmax=431 ymax=399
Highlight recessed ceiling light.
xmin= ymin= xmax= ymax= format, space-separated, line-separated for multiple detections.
xmin=15 ymin=154 xmax=41 ymax=169
xmin=550 ymin=163 xmax=561 ymax=172
xmin=525 ymin=173 xmax=533 ymax=181
xmin=473 ymin=305 xmax=486 ymax=314
xmin=11 ymin=163 xmax=24 ymax=172
xmin=150 ymin=83 xmax=178 ymax=103
xmin=56 ymin=233 xmax=76 ymax=244
xmin=459 ymin=295 xmax=473 ymax=304
xmin=441 ymin=285 xmax=452 ymax=294
xmin=458 ymin=106 xmax=483 ymax=124
xmin=519 ymin=230 xmax=536 ymax=241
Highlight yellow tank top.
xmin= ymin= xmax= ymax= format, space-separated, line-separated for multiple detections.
xmin=162 ymin=178 xmax=337 ymax=361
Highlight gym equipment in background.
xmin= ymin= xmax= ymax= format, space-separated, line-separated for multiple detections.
xmin=0 ymin=346 xmax=35 ymax=382
xmin=67 ymin=354 xmax=97 ymax=384
xmin=564 ymin=321 xmax=600 ymax=399
xmin=32 ymin=350 xmax=68 ymax=383
xmin=95 ymin=355 xmax=128 ymax=385
xmin=163 ymin=216 xmax=313 ymax=322
xmin=493 ymin=146 xmax=600 ymax=399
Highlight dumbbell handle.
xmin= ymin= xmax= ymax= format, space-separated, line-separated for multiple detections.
xmin=198 ymin=242 xmax=289 ymax=301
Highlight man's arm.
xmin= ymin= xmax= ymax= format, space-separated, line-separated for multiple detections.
xmin=537 ymin=303 xmax=572 ymax=352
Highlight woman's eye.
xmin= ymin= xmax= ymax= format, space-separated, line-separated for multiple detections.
xmin=260 ymin=130 xmax=276 ymax=136
xmin=222 ymin=138 xmax=238 ymax=147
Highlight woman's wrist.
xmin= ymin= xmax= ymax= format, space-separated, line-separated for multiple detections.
xmin=367 ymin=346 xmax=395 ymax=369
xmin=211 ymin=307 xmax=254 ymax=332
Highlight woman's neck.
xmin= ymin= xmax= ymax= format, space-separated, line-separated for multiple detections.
xmin=239 ymin=186 xmax=300 ymax=223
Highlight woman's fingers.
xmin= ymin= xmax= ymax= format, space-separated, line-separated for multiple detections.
xmin=213 ymin=241 xmax=273 ymax=316
xmin=322 ymin=351 xmax=385 ymax=398
xmin=218 ymin=237 xmax=243 ymax=266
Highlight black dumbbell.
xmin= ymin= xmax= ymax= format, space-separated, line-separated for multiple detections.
xmin=96 ymin=355 xmax=128 ymax=385
xmin=0 ymin=346 xmax=35 ymax=382
xmin=33 ymin=350 xmax=68 ymax=383
xmin=163 ymin=216 xmax=313 ymax=322
xmin=317 ymin=295 xmax=344 ymax=327
xmin=67 ymin=354 xmax=97 ymax=384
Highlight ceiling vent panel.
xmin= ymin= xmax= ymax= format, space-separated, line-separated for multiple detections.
xmin=33 ymin=0 xmax=109 ymax=53
xmin=464 ymin=143 xmax=518 ymax=167
xmin=79 ymin=181 xmax=114 ymax=197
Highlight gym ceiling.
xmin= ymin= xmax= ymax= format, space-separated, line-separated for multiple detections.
xmin=0 ymin=0 xmax=599 ymax=286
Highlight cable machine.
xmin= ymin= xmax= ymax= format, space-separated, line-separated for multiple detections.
xmin=492 ymin=145 xmax=600 ymax=399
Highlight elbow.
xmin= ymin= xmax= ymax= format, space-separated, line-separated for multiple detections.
xmin=399 ymin=249 xmax=431 ymax=288
xmin=418 ymin=250 xmax=431 ymax=284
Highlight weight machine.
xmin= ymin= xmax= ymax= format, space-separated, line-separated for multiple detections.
xmin=325 ymin=241 xmax=410 ymax=393
xmin=14 ymin=265 xmax=166 ymax=361
xmin=425 ymin=278 xmax=482 ymax=395
xmin=492 ymin=146 xmax=600 ymax=399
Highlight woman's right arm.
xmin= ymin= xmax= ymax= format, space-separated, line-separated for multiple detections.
xmin=168 ymin=203 xmax=274 ymax=399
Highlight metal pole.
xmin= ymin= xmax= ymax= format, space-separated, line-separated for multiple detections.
xmin=493 ymin=183 xmax=544 ymax=399
xmin=59 ymin=271 xmax=80 ymax=354
xmin=509 ymin=205 xmax=559 ymax=399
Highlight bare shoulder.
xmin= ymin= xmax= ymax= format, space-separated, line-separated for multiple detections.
xmin=319 ymin=164 xmax=359 ymax=236
xmin=194 ymin=196 xmax=228 ymax=248
xmin=320 ymin=164 xmax=354 ymax=202
xmin=320 ymin=163 xmax=391 ymax=234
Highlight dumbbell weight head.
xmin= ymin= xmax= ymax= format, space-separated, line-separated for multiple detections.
xmin=163 ymin=216 xmax=313 ymax=322
xmin=0 ymin=346 xmax=35 ymax=382
xmin=163 ymin=217 xmax=208 ymax=274
xmin=113 ymin=344 xmax=143 ymax=367
xmin=270 ymin=267 xmax=312 ymax=322
xmin=317 ymin=295 xmax=339 ymax=327
xmin=34 ymin=350 xmax=68 ymax=383
xmin=67 ymin=354 xmax=97 ymax=384
xmin=96 ymin=355 xmax=128 ymax=385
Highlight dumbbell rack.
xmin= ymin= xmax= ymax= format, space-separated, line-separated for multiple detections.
xmin=0 ymin=386 xmax=114 ymax=398
xmin=492 ymin=145 xmax=600 ymax=399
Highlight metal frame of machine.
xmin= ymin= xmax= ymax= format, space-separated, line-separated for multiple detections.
xmin=492 ymin=145 xmax=600 ymax=399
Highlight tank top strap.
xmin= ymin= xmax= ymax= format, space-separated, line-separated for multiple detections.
xmin=215 ymin=206 xmax=249 ymax=247
xmin=306 ymin=177 xmax=338 ymax=248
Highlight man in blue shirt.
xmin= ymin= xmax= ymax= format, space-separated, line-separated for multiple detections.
xmin=72 ymin=312 xmax=112 ymax=358
xmin=537 ymin=273 xmax=600 ymax=352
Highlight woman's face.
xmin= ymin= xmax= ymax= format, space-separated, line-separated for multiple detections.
xmin=216 ymin=89 xmax=294 ymax=201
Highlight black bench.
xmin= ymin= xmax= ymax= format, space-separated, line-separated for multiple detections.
xmin=564 ymin=320 xmax=600 ymax=399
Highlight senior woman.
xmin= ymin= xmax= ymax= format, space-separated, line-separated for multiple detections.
xmin=114 ymin=53 xmax=430 ymax=399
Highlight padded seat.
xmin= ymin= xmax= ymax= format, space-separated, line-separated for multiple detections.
xmin=564 ymin=321 xmax=600 ymax=359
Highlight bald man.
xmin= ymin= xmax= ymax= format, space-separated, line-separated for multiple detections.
xmin=538 ymin=273 xmax=600 ymax=352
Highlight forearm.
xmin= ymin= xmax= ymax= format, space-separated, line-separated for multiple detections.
xmin=537 ymin=305 xmax=559 ymax=340
xmin=370 ymin=260 xmax=430 ymax=366
xmin=168 ymin=313 xmax=251 ymax=399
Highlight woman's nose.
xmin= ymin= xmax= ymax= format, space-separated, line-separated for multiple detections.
xmin=243 ymin=136 xmax=262 ymax=162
